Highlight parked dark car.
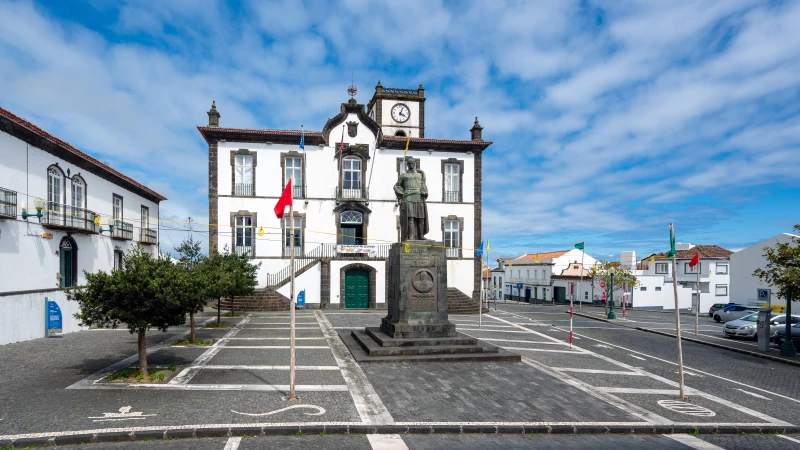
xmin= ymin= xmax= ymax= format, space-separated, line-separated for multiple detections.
xmin=772 ymin=324 xmax=800 ymax=348
xmin=709 ymin=302 xmax=738 ymax=317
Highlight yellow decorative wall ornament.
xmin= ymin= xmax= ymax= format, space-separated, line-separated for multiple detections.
xmin=404 ymin=243 xmax=410 ymax=253
xmin=93 ymin=215 xmax=102 ymax=227
xmin=257 ymin=226 xmax=264 ymax=237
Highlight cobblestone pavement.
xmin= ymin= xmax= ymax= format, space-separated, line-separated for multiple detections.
xmin=1 ymin=305 xmax=800 ymax=449
xmin=15 ymin=433 xmax=800 ymax=449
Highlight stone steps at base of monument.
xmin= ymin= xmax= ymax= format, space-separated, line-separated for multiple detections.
xmin=214 ymin=290 xmax=290 ymax=312
xmin=447 ymin=288 xmax=480 ymax=314
xmin=365 ymin=327 xmax=477 ymax=347
xmin=340 ymin=329 xmax=521 ymax=363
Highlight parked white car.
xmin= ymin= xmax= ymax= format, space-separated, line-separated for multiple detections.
xmin=713 ymin=305 xmax=758 ymax=323
xmin=723 ymin=313 xmax=800 ymax=340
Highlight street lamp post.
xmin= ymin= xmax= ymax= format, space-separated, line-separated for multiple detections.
xmin=608 ymin=267 xmax=617 ymax=319
xmin=780 ymin=285 xmax=796 ymax=357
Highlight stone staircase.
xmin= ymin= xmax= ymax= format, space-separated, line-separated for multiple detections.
xmin=215 ymin=258 xmax=321 ymax=312
xmin=446 ymin=288 xmax=480 ymax=314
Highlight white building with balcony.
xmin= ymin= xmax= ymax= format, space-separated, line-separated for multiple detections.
xmin=501 ymin=259 xmax=554 ymax=303
xmin=0 ymin=107 xmax=166 ymax=345
xmin=730 ymin=232 xmax=799 ymax=308
xmin=201 ymin=82 xmax=490 ymax=311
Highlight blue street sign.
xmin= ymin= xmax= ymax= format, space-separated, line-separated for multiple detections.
xmin=516 ymin=283 xmax=523 ymax=290
xmin=296 ymin=290 xmax=305 ymax=307
xmin=758 ymin=289 xmax=770 ymax=300
xmin=46 ymin=298 xmax=62 ymax=336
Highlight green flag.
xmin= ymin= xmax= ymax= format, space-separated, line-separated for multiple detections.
xmin=668 ymin=226 xmax=676 ymax=260
xmin=575 ymin=242 xmax=584 ymax=250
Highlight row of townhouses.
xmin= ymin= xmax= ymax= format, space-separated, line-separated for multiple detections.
xmin=202 ymin=82 xmax=489 ymax=312
xmin=0 ymin=107 xmax=166 ymax=345
xmin=485 ymin=238 xmax=798 ymax=313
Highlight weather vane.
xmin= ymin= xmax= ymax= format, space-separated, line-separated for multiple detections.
xmin=347 ymin=69 xmax=357 ymax=99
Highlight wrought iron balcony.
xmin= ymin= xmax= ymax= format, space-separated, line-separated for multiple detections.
xmin=234 ymin=183 xmax=253 ymax=196
xmin=335 ymin=186 xmax=368 ymax=201
xmin=140 ymin=228 xmax=157 ymax=245
xmin=42 ymin=203 xmax=98 ymax=233
xmin=0 ymin=187 xmax=16 ymax=219
xmin=445 ymin=247 xmax=460 ymax=258
xmin=234 ymin=245 xmax=253 ymax=257
xmin=111 ymin=219 xmax=133 ymax=240
xmin=444 ymin=190 xmax=461 ymax=203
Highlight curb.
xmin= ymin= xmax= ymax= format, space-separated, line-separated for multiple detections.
xmin=572 ymin=312 xmax=800 ymax=368
xmin=3 ymin=424 xmax=800 ymax=447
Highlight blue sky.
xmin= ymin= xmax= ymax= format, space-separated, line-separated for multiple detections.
xmin=1 ymin=0 xmax=798 ymax=261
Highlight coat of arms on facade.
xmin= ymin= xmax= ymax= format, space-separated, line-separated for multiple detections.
xmin=347 ymin=121 xmax=358 ymax=138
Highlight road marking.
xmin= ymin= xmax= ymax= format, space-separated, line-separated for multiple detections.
xmin=172 ymin=345 xmax=331 ymax=349
xmin=662 ymin=434 xmax=724 ymax=449
xmin=599 ymin=388 xmax=683 ymax=395
xmin=230 ymin=404 xmax=325 ymax=417
xmin=223 ymin=436 xmax=241 ymax=450
xmin=657 ymin=400 xmax=716 ymax=417
xmin=246 ymin=322 xmax=319 ymax=325
xmin=87 ymin=406 xmax=156 ymax=422
xmin=736 ymin=389 xmax=772 ymax=400
xmin=777 ymin=434 xmax=800 ymax=444
xmin=629 ymin=354 xmax=647 ymax=361
xmin=677 ymin=371 xmax=704 ymax=377
xmin=595 ymin=344 xmax=613 ymax=348
xmin=458 ymin=328 xmax=552 ymax=334
xmin=478 ymin=338 xmax=570 ymax=345
xmin=367 ymin=434 xmax=409 ymax=450
xmin=184 ymin=365 xmax=340 ymax=370
xmin=499 ymin=347 xmax=589 ymax=354
xmin=241 ymin=327 xmax=321 ymax=330
xmin=553 ymin=368 xmax=644 ymax=375
xmin=67 ymin=383 xmax=350 ymax=391
xmin=316 ymin=311 xmax=394 ymax=425
xmin=170 ymin=316 xmax=251 ymax=386
xmin=223 ymin=337 xmax=327 ymax=340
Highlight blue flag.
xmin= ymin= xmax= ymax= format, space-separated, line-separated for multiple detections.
xmin=476 ymin=241 xmax=484 ymax=258
xmin=299 ymin=127 xmax=304 ymax=150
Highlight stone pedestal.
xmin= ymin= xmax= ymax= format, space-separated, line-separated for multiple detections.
xmin=381 ymin=240 xmax=456 ymax=338
xmin=337 ymin=240 xmax=521 ymax=363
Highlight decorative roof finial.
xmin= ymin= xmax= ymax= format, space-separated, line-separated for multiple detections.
xmin=347 ymin=69 xmax=357 ymax=99
xmin=207 ymin=100 xmax=220 ymax=127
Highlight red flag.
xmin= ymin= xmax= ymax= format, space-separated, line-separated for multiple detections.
xmin=688 ymin=252 xmax=700 ymax=267
xmin=274 ymin=178 xmax=293 ymax=218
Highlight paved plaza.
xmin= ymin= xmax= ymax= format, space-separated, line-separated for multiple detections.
xmin=1 ymin=304 xmax=799 ymax=449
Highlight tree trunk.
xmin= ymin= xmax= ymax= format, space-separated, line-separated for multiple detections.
xmin=231 ymin=295 xmax=235 ymax=317
xmin=190 ymin=312 xmax=196 ymax=343
xmin=137 ymin=329 xmax=148 ymax=376
xmin=217 ymin=298 xmax=221 ymax=325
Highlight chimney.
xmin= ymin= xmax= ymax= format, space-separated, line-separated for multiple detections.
xmin=470 ymin=117 xmax=483 ymax=141
xmin=207 ymin=101 xmax=220 ymax=127
xmin=375 ymin=80 xmax=383 ymax=95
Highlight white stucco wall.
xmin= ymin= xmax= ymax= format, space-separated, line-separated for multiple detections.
xmin=0 ymin=291 xmax=86 ymax=345
xmin=730 ymin=233 xmax=797 ymax=308
xmin=277 ymin=262 xmax=321 ymax=305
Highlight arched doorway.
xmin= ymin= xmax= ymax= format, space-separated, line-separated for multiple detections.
xmin=59 ymin=236 xmax=78 ymax=288
xmin=340 ymin=263 xmax=376 ymax=309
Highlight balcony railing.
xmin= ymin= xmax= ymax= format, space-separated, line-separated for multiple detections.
xmin=284 ymin=246 xmax=303 ymax=257
xmin=111 ymin=219 xmax=133 ymax=240
xmin=42 ymin=203 xmax=98 ymax=233
xmin=445 ymin=247 xmax=460 ymax=258
xmin=293 ymin=185 xmax=304 ymax=199
xmin=335 ymin=186 xmax=368 ymax=201
xmin=140 ymin=228 xmax=157 ymax=245
xmin=0 ymin=187 xmax=16 ymax=219
xmin=235 ymin=183 xmax=253 ymax=196
xmin=234 ymin=245 xmax=253 ymax=257
xmin=444 ymin=190 xmax=461 ymax=202
xmin=264 ymin=243 xmax=393 ymax=286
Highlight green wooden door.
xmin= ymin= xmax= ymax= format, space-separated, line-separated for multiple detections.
xmin=344 ymin=270 xmax=369 ymax=309
xmin=554 ymin=286 xmax=566 ymax=303
xmin=60 ymin=248 xmax=73 ymax=288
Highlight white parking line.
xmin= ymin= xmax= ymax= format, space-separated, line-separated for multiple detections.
xmin=735 ymin=389 xmax=772 ymax=400
xmin=367 ymin=434 xmax=409 ymax=450
xmin=188 ymin=365 xmax=340 ymax=370
xmin=478 ymin=338 xmax=570 ymax=345
xmin=242 ymin=327 xmax=321 ymax=330
xmin=170 ymin=316 xmax=251 ymax=386
xmin=172 ymin=346 xmax=330 ymax=349
xmin=499 ymin=347 xmax=589 ymax=354
xmin=223 ymin=337 xmax=327 ymax=340
xmin=553 ymin=368 xmax=644 ymax=375
xmin=223 ymin=436 xmax=241 ymax=450
xmin=628 ymin=354 xmax=647 ymax=361
xmin=662 ymin=434 xmax=724 ymax=449
xmin=777 ymin=434 xmax=800 ymax=444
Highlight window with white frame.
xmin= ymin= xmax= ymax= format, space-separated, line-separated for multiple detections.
xmin=141 ymin=206 xmax=149 ymax=230
xmin=285 ymin=156 xmax=303 ymax=198
xmin=47 ymin=167 xmax=63 ymax=222
xmin=716 ymin=264 xmax=729 ymax=274
xmin=640 ymin=286 xmax=647 ymax=291
xmin=234 ymin=215 xmax=253 ymax=257
xmin=715 ymin=284 xmax=728 ymax=296
xmin=283 ymin=215 xmax=303 ymax=257
xmin=527 ymin=269 xmax=530 ymax=280
xmin=71 ymin=176 xmax=84 ymax=210
xmin=655 ymin=263 xmax=668 ymax=274
xmin=113 ymin=195 xmax=123 ymax=220
xmin=444 ymin=219 xmax=460 ymax=258
xmin=444 ymin=163 xmax=460 ymax=202
xmin=685 ymin=262 xmax=700 ymax=274
xmin=342 ymin=157 xmax=362 ymax=197
xmin=113 ymin=250 xmax=123 ymax=271
xmin=234 ymin=155 xmax=253 ymax=196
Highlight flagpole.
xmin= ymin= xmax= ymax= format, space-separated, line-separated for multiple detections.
xmin=288 ymin=180 xmax=297 ymax=402
xmin=670 ymin=223 xmax=686 ymax=400
xmin=578 ymin=245 xmax=585 ymax=312
xmin=695 ymin=258 xmax=700 ymax=336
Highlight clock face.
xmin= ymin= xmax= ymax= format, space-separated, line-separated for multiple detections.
xmin=391 ymin=103 xmax=410 ymax=123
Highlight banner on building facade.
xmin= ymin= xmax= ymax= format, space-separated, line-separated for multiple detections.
xmin=46 ymin=297 xmax=62 ymax=336
xmin=336 ymin=245 xmax=377 ymax=255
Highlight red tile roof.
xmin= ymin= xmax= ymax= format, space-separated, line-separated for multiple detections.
xmin=516 ymin=250 xmax=570 ymax=261
xmin=0 ymin=107 xmax=167 ymax=201
xmin=650 ymin=244 xmax=733 ymax=260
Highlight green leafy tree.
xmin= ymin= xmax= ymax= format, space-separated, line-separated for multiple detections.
xmin=173 ymin=236 xmax=209 ymax=343
xmin=205 ymin=247 xmax=261 ymax=324
xmin=753 ymin=224 xmax=800 ymax=303
xmin=67 ymin=245 xmax=185 ymax=375
xmin=590 ymin=261 xmax=638 ymax=313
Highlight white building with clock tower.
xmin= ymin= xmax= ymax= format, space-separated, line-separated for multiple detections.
xmin=202 ymin=81 xmax=489 ymax=313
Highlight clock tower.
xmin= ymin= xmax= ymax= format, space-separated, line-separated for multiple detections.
xmin=367 ymin=81 xmax=426 ymax=138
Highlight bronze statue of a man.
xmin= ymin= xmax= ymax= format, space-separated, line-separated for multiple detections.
xmin=394 ymin=156 xmax=429 ymax=240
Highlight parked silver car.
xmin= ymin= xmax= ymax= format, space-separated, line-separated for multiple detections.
xmin=713 ymin=305 xmax=758 ymax=323
xmin=723 ymin=313 xmax=800 ymax=340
